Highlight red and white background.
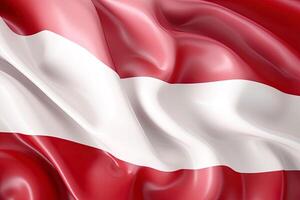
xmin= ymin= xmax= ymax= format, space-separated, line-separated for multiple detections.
xmin=1 ymin=0 xmax=300 ymax=199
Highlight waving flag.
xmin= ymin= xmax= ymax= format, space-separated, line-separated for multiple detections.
xmin=1 ymin=0 xmax=300 ymax=199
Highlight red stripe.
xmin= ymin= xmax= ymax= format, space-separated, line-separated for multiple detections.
xmin=0 ymin=132 xmax=299 ymax=200
xmin=0 ymin=0 xmax=113 ymax=68
xmin=1 ymin=0 xmax=300 ymax=95
xmin=204 ymin=0 xmax=300 ymax=53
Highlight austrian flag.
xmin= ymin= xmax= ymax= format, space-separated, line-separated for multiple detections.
xmin=1 ymin=0 xmax=300 ymax=199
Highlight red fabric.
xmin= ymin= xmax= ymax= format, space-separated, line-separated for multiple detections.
xmin=1 ymin=0 xmax=300 ymax=94
xmin=0 ymin=132 xmax=300 ymax=200
xmin=1 ymin=0 xmax=300 ymax=199
xmin=0 ymin=0 xmax=113 ymax=67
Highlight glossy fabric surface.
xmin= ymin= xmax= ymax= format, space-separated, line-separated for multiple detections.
xmin=1 ymin=132 xmax=300 ymax=200
xmin=1 ymin=0 xmax=300 ymax=94
xmin=1 ymin=0 xmax=300 ymax=199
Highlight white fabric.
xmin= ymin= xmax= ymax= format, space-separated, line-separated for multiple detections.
xmin=1 ymin=20 xmax=300 ymax=172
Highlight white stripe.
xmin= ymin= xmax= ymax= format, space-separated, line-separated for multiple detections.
xmin=1 ymin=20 xmax=300 ymax=172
